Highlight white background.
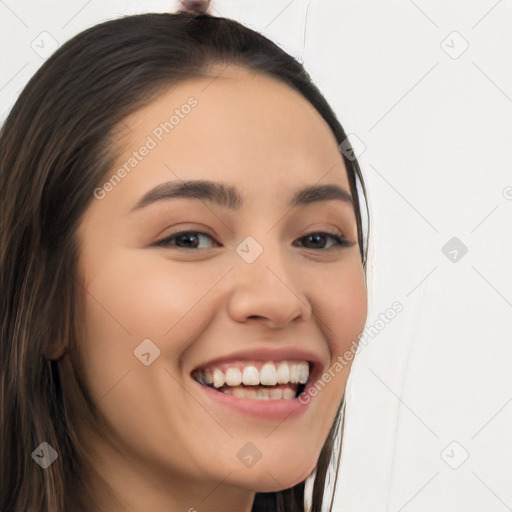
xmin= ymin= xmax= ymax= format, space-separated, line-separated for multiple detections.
xmin=1 ymin=1 xmax=511 ymax=511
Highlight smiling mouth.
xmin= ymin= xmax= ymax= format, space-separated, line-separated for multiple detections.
xmin=191 ymin=360 xmax=310 ymax=400
xmin=195 ymin=381 xmax=306 ymax=400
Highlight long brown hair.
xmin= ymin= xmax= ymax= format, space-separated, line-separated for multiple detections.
xmin=0 ymin=11 xmax=370 ymax=512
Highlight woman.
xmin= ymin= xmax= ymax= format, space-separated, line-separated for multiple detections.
xmin=0 ymin=5 xmax=370 ymax=511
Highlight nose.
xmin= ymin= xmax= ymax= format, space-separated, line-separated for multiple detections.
xmin=227 ymin=243 xmax=312 ymax=329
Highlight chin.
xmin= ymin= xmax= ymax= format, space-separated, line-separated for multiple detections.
xmin=274 ymin=459 xmax=317 ymax=490
xmin=234 ymin=454 xmax=318 ymax=493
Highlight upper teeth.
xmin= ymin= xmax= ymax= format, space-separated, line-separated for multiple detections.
xmin=194 ymin=360 xmax=310 ymax=388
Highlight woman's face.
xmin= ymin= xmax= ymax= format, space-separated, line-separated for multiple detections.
xmin=76 ymin=65 xmax=367 ymax=508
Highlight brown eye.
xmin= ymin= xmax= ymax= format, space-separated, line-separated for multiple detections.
xmin=154 ymin=231 xmax=219 ymax=249
xmin=294 ymin=232 xmax=353 ymax=250
xmin=153 ymin=230 xmax=353 ymax=251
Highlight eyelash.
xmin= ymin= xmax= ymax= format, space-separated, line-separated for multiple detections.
xmin=153 ymin=230 xmax=353 ymax=251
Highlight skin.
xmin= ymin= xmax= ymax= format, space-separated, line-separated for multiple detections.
xmin=73 ymin=65 xmax=367 ymax=512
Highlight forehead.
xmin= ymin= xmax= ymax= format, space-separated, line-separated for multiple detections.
xmin=109 ymin=65 xmax=350 ymax=211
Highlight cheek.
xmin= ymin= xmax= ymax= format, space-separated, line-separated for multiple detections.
xmin=338 ymin=271 xmax=368 ymax=353
xmin=318 ymin=259 xmax=368 ymax=357
xmin=82 ymin=250 xmax=219 ymax=339
xmin=79 ymin=251 xmax=226 ymax=397
xmin=310 ymin=261 xmax=367 ymax=402
xmin=77 ymin=252 xmax=227 ymax=470
xmin=293 ymin=259 xmax=367 ymax=445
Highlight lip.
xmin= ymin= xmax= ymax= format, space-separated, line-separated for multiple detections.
xmin=192 ymin=378 xmax=313 ymax=419
xmin=191 ymin=345 xmax=325 ymax=374
xmin=189 ymin=345 xmax=325 ymax=419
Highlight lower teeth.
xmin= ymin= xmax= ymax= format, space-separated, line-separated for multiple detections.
xmin=216 ymin=383 xmax=302 ymax=400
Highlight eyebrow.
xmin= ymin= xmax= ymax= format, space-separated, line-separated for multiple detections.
xmin=129 ymin=180 xmax=353 ymax=213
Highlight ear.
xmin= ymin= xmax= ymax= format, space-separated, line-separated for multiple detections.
xmin=44 ymin=339 xmax=69 ymax=360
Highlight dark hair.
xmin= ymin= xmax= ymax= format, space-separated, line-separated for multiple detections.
xmin=0 ymin=10 xmax=370 ymax=512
